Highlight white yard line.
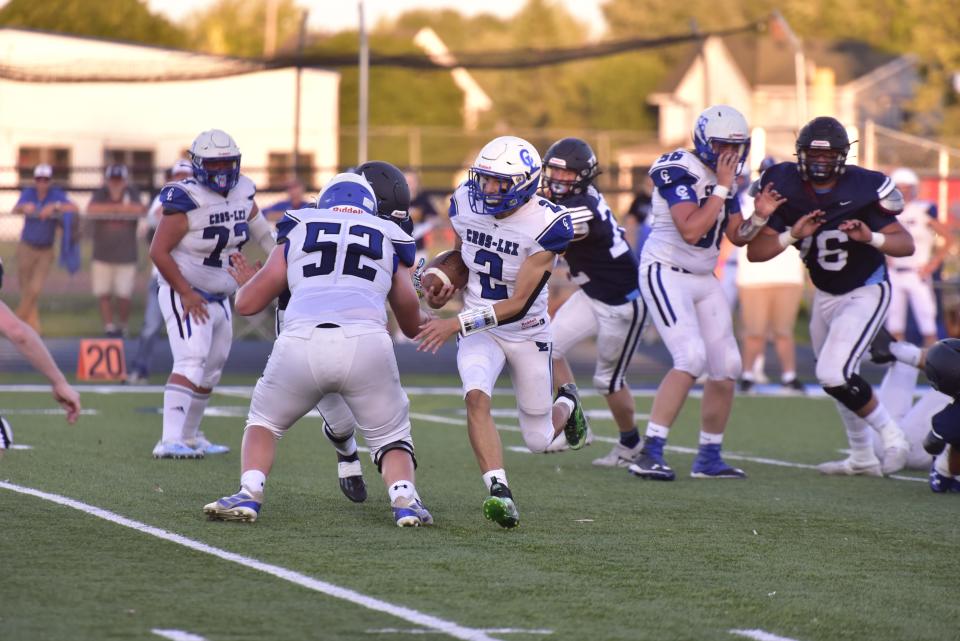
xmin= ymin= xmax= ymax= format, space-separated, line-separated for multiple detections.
xmin=730 ymin=629 xmax=803 ymax=641
xmin=151 ymin=630 xmax=208 ymax=641
xmin=0 ymin=481 xmax=505 ymax=641
xmin=366 ymin=628 xmax=552 ymax=636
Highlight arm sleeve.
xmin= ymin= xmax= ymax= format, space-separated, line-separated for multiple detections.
xmin=650 ymin=165 xmax=698 ymax=207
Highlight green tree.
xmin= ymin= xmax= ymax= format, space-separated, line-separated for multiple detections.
xmin=186 ymin=0 xmax=304 ymax=58
xmin=0 ymin=0 xmax=184 ymax=47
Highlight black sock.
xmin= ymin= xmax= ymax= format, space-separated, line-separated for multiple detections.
xmin=619 ymin=428 xmax=641 ymax=448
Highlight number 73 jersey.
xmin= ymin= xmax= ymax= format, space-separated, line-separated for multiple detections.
xmin=448 ymin=183 xmax=573 ymax=343
xmin=158 ymin=174 xmax=257 ymax=296
xmin=644 ymin=148 xmax=741 ymax=275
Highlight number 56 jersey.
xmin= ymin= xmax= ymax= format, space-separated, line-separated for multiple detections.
xmin=277 ymin=207 xmax=416 ymax=339
xmin=157 ymin=175 xmax=257 ymax=296
xmin=448 ymin=184 xmax=573 ymax=343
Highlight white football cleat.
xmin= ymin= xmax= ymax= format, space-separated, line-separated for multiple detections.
xmin=592 ymin=441 xmax=643 ymax=467
xmin=817 ymin=456 xmax=882 ymax=477
xmin=153 ymin=440 xmax=204 ymax=459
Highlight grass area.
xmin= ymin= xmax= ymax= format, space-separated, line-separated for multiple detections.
xmin=0 ymin=381 xmax=956 ymax=641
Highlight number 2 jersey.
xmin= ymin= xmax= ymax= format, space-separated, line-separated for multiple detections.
xmin=644 ymin=149 xmax=741 ymax=274
xmin=449 ymin=184 xmax=573 ymax=343
xmin=761 ymin=162 xmax=898 ymax=295
xmin=157 ymin=175 xmax=257 ymax=296
xmin=276 ymin=207 xmax=416 ymax=338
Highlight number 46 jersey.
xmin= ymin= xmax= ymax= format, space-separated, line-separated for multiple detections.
xmin=277 ymin=207 xmax=416 ymax=339
xmin=644 ymin=148 xmax=741 ymax=274
xmin=158 ymin=175 xmax=257 ymax=296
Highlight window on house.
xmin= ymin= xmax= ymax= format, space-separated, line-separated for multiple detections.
xmin=267 ymin=152 xmax=315 ymax=190
xmin=17 ymin=146 xmax=71 ymax=184
xmin=103 ymin=148 xmax=155 ymax=191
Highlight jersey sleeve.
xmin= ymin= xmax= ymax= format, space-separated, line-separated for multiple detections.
xmin=536 ymin=212 xmax=574 ymax=253
xmin=927 ymin=203 xmax=938 ymax=219
xmin=275 ymin=213 xmax=299 ymax=244
xmin=387 ymin=225 xmax=417 ymax=268
xmin=158 ymin=184 xmax=199 ymax=214
xmin=650 ymin=163 xmax=699 ymax=207
xmin=758 ymin=164 xmax=794 ymax=232
xmin=236 ymin=175 xmax=257 ymax=201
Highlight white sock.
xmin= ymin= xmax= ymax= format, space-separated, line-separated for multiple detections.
xmin=162 ymin=384 xmax=194 ymax=442
xmin=388 ymin=479 xmax=416 ymax=504
xmin=554 ymin=396 xmax=575 ymax=413
xmin=482 ymin=468 xmax=508 ymax=491
xmin=183 ymin=391 xmax=211 ymax=442
xmin=699 ymin=431 xmax=723 ymax=446
xmin=240 ymin=469 xmax=266 ymax=496
xmin=934 ymin=447 xmax=953 ymax=477
xmin=645 ymin=422 xmax=670 ymax=440
xmin=878 ymin=362 xmax=919 ymax=423
xmin=835 ymin=402 xmax=876 ymax=462
xmin=324 ymin=425 xmax=358 ymax=457
xmin=781 ymin=371 xmax=797 ymax=383
xmin=862 ymin=405 xmax=905 ymax=450
xmin=890 ymin=341 xmax=922 ymax=367
xmin=741 ymin=370 xmax=756 ymax=382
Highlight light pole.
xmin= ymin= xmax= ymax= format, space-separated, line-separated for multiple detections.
xmin=357 ymin=0 xmax=369 ymax=165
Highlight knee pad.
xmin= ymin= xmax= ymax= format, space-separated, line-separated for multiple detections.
xmin=707 ymin=341 xmax=742 ymax=381
xmin=243 ymin=421 xmax=284 ymax=440
xmin=171 ymin=360 xmax=205 ymax=389
xmin=518 ymin=410 xmax=554 ymax=453
xmin=672 ymin=346 xmax=706 ymax=378
xmin=373 ymin=439 xmax=417 ymax=473
xmin=823 ymin=374 xmax=873 ymax=413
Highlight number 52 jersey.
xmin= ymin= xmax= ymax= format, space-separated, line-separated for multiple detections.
xmin=157 ymin=175 xmax=257 ymax=296
xmin=277 ymin=207 xmax=416 ymax=338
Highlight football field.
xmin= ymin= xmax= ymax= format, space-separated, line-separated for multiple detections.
xmin=1 ymin=379 xmax=956 ymax=641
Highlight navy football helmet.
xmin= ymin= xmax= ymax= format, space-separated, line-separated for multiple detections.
xmin=541 ymin=137 xmax=600 ymax=200
xmin=796 ymin=117 xmax=850 ymax=183
xmin=354 ymin=161 xmax=412 ymax=232
xmin=925 ymin=338 xmax=960 ymax=400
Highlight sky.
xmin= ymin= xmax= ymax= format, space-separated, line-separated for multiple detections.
xmin=147 ymin=0 xmax=608 ymax=38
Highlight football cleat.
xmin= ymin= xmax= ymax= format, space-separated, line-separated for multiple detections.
xmin=816 ymin=456 xmax=882 ymax=477
xmin=869 ymin=327 xmax=896 ymax=364
xmin=627 ymin=436 xmax=676 ymax=481
xmin=928 ymin=464 xmax=960 ymax=493
xmin=690 ymin=444 xmax=747 ymax=479
xmin=592 ymin=441 xmax=644 ymax=467
xmin=544 ymin=426 xmax=594 ymax=453
xmin=555 ymin=383 xmax=588 ymax=450
xmin=782 ymin=378 xmax=806 ymax=394
xmin=153 ymin=440 xmax=204 ymax=459
xmin=203 ymin=489 xmax=262 ymax=522
xmin=337 ymin=455 xmax=367 ymax=503
xmin=737 ymin=378 xmax=754 ymax=394
xmin=483 ymin=479 xmax=519 ymax=529
xmin=392 ymin=497 xmax=434 ymax=527
xmin=186 ymin=432 xmax=230 ymax=456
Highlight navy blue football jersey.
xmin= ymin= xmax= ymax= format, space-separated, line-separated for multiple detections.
xmin=558 ymin=185 xmax=640 ymax=305
xmin=932 ymin=401 xmax=960 ymax=445
xmin=762 ymin=163 xmax=898 ymax=295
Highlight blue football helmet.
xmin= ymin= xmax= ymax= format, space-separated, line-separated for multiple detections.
xmin=317 ymin=173 xmax=378 ymax=215
xmin=467 ymin=136 xmax=541 ymax=215
xmin=692 ymin=105 xmax=751 ymax=175
xmin=189 ymin=129 xmax=241 ymax=194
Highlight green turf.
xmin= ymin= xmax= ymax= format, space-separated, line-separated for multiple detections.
xmin=0 ymin=383 xmax=956 ymax=641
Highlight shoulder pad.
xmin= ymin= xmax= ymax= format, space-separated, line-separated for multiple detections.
xmin=235 ymin=174 xmax=256 ymax=200
xmin=448 ymin=193 xmax=459 ymax=218
xmin=878 ymin=187 xmax=904 ymax=215
xmin=650 ymin=150 xmax=700 ymax=189
xmin=536 ymin=211 xmax=574 ymax=253
xmin=275 ymin=212 xmax=300 ymax=243
xmin=158 ymin=184 xmax=199 ymax=213
xmin=759 ymin=162 xmax=799 ymax=187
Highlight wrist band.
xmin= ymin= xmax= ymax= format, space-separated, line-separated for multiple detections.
xmin=869 ymin=232 xmax=885 ymax=249
xmin=778 ymin=229 xmax=799 ymax=249
xmin=711 ymin=185 xmax=730 ymax=201
xmin=458 ymin=305 xmax=498 ymax=336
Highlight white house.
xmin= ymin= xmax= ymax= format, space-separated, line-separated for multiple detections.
xmin=0 ymin=28 xmax=339 ymax=211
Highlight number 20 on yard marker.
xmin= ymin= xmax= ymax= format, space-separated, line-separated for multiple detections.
xmin=76 ymin=339 xmax=126 ymax=381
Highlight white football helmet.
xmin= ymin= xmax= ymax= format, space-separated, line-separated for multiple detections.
xmin=317 ymin=172 xmax=378 ymax=215
xmin=467 ymin=135 xmax=541 ymax=215
xmin=189 ymin=129 xmax=241 ymax=194
xmin=891 ymin=167 xmax=919 ymax=187
xmin=692 ymin=105 xmax=751 ymax=175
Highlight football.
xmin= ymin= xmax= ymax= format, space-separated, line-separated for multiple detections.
xmin=420 ymin=250 xmax=469 ymax=297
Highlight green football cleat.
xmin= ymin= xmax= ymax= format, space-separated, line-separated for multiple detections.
xmin=556 ymin=383 xmax=588 ymax=450
xmin=482 ymin=479 xmax=519 ymax=529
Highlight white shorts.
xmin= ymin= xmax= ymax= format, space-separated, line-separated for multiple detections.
xmin=92 ymin=260 xmax=137 ymax=298
xmin=551 ymin=289 xmax=646 ymax=394
xmin=457 ymin=331 xmax=556 ymax=452
xmin=810 ymin=282 xmax=890 ymax=388
xmin=886 ymin=269 xmax=937 ymax=336
xmin=248 ymin=327 xmax=412 ymax=461
xmin=639 ymin=261 xmax=741 ymax=380
xmin=158 ymin=283 xmax=233 ymax=389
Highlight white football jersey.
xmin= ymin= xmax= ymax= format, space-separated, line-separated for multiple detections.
xmin=889 ymin=199 xmax=936 ymax=269
xmin=449 ymin=184 xmax=573 ymax=343
xmin=157 ymin=175 xmax=257 ymax=295
xmin=642 ymin=149 xmax=741 ymax=274
xmin=278 ymin=207 xmax=416 ymax=339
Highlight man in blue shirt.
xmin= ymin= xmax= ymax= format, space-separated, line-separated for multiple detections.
xmin=261 ymin=177 xmax=308 ymax=222
xmin=12 ymin=163 xmax=77 ymax=333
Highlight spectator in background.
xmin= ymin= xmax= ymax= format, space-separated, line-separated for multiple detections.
xmin=127 ymin=159 xmax=193 ymax=384
xmin=886 ymin=167 xmax=952 ymax=346
xmin=405 ymin=171 xmax=441 ymax=259
xmin=12 ymin=163 xmax=78 ymax=333
xmin=622 ymin=175 xmax=652 ymax=257
xmin=737 ymin=156 xmax=806 ymax=392
xmin=262 ymin=176 xmax=309 ymax=223
xmin=87 ymin=164 xmax=146 ymax=338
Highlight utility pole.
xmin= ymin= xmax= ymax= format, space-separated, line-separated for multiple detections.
xmin=293 ymin=9 xmax=308 ymax=181
xmin=358 ymin=0 xmax=369 ymax=164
